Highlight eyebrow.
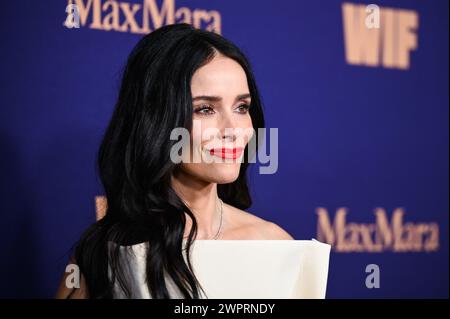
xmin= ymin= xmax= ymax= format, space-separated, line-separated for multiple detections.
xmin=192 ymin=93 xmax=251 ymax=103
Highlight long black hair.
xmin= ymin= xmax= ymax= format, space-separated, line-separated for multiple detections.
xmin=74 ymin=23 xmax=265 ymax=299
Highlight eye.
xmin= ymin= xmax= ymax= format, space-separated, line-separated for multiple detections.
xmin=194 ymin=104 xmax=215 ymax=115
xmin=235 ymin=103 xmax=250 ymax=114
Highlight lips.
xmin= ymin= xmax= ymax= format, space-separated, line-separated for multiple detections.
xmin=209 ymin=147 xmax=244 ymax=159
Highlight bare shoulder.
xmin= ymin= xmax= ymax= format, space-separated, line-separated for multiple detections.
xmin=223 ymin=203 xmax=294 ymax=240
xmin=261 ymin=220 xmax=295 ymax=240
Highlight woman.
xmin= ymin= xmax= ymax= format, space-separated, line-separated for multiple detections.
xmin=56 ymin=23 xmax=293 ymax=299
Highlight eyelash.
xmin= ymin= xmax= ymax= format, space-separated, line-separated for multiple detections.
xmin=194 ymin=103 xmax=251 ymax=116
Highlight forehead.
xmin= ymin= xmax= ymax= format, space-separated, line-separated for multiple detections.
xmin=191 ymin=55 xmax=249 ymax=96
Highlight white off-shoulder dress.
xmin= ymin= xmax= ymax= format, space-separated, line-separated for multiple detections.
xmin=109 ymin=239 xmax=331 ymax=299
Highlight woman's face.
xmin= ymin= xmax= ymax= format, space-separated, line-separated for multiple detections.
xmin=178 ymin=54 xmax=254 ymax=184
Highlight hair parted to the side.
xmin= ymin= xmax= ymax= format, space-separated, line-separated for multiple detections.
xmin=74 ymin=23 xmax=265 ymax=299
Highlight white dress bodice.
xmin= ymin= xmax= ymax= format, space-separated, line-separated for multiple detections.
xmin=109 ymin=239 xmax=331 ymax=299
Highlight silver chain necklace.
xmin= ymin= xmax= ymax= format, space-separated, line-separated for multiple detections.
xmin=212 ymin=198 xmax=223 ymax=240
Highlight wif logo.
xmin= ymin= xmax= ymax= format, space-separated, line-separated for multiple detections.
xmin=64 ymin=0 xmax=222 ymax=34
xmin=316 ymin=207 xmax=439 ymax=252
xmin=342 ymin=2 xmax=418 ymax=69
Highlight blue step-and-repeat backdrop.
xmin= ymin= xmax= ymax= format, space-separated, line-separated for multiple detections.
xmin=0 ymin=0 xmax=448 ymax=298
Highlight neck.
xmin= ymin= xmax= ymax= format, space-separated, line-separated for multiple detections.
xmin=171 ymin=169 xmax=222 ymax=240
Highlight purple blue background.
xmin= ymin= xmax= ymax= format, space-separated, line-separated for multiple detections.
xmin=0 ymin=0 xmax=448 ymax=298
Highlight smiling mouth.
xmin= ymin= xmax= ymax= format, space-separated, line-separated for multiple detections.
xmin=208 ymin=147 xmax=244 ymax=159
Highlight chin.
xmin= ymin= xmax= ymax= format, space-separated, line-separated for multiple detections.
xmin=180 ymin=162 xmax=242 ymax=184
xmin=194 ymin=163 xmax=241 ymax=184
xmin=206 ymin=163 xmax=241 ymax=184
xmin=214 ymin=173 xmax=240 ymax=184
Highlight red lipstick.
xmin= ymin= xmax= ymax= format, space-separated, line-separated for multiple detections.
xmin=209 ymin=147 xmax=244 ymax=159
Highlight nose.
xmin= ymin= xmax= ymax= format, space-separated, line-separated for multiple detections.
xmin=219 ymin=111 xmax=237 ymax=143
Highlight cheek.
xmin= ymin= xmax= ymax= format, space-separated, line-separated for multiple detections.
xmin=191 ymin=118 xmax=205 ymax=142
xmin=236 ymin=116 xmax=254 ymax=145
xmin=192 ymin=119 xmax=216 ymax=154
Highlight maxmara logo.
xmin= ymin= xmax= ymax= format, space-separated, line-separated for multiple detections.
xmin=317 ymin=208 xmax=439 ymax=253
xmin=64 ymin=0 xmax=222 ymax=34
